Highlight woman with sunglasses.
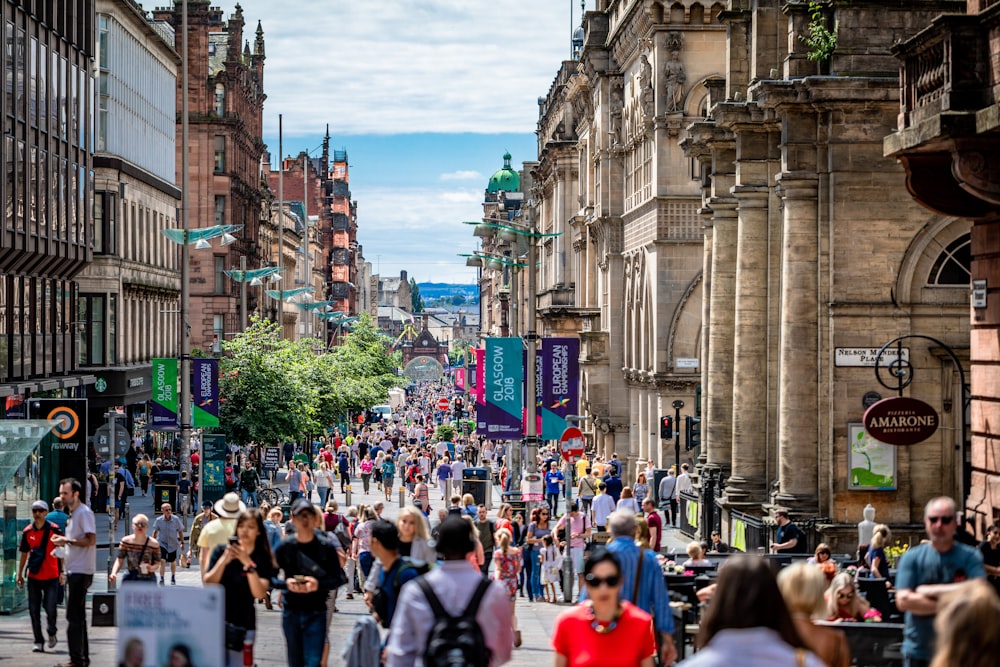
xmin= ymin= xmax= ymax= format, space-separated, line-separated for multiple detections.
xmin=551 ymin=548 xmax=656 ymax=667
xmin=525 ymin=506 xmax=552 ymax=602
xmin=825 ymin=572 xmax=870 ymax=622
xmin=109 ymin=513 xmax=160 ymax=584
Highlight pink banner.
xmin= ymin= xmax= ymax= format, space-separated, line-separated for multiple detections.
xmin=474 ymin=348 xmax=485 ymax=405
xmin=455 ymin=368 xmax=466 ymax=390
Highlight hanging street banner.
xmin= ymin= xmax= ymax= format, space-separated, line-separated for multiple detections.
xmin=477 ymin=338 xmax=523 ymax=439
xmin=192 ymin=358 xmax=220 ymax=428
xmin=455 ymin=368 xmax=466 ymax=391
xmin=474 ymin=347 xmax=486 ymax=406
xmin=150 ymin=358 xmax=179 ymax=429
xmin=541 ymin=338 xmax=580 ymax=440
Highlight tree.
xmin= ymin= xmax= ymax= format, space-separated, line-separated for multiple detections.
xmin=410 ymin=278 xmax=425 ymax=313
xmin=450 ymin=294 xmax=466 ymax=306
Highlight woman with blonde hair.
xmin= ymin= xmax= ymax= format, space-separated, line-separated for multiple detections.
xmin=778 ymin=563 xmax=851 ymax=667
xmin=315 ymin=460 xmax=334 ymax=507
xmin=683 ymin=541 xmax=712 ymax=568
xmin=634 ymin=515 xmax=651 ymax=550
xmin=865 ymin=524 xmax=892 ymax=580
xmin=825 ymin=572 xmax=870 ymax=622
xmin=493 ymin=527 xmax=523 ymax=647
xmin=461 ymin=514 xmax=485 ymax=571
xmin=930 ymin=579 xmax=1000 ymax=667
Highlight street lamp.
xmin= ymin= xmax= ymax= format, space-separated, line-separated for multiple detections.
xmin=224 ymin=264 xmax=284 ymax=330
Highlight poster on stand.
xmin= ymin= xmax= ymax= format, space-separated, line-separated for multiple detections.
xmin=116 ymin=584 xmax=225 ymax=667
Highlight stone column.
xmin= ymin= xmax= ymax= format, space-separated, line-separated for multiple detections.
xmin=726 ymin=170 xmax=772 ymax=503
xmin=706 ymin=200 xmax=737 ymax=473
xmin=775 ymin=174 xmax=820 ymax=511
xmin=699 ymin=218 xmax=713 ymax=467
xmin=637 ymin=386 xmax=648 ymax=462
xmin=647 ymin=389 xmax=658 ymax=469
xmin=629 ymin=384 xmax=641 ymax=462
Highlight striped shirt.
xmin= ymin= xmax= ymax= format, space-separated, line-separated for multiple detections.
xmin=603 ymin=537 xmax=674 ymax=634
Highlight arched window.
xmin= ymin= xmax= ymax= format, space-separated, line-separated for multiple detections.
xmin=214 ymin=83 xmax=225 ymax=117
xmin=928 ymin=233 xmax=971 ymax=285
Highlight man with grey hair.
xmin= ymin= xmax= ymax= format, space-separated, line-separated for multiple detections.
xmin=584 ymin=511 xmax=676 ymax=664
xmin=896 ymin=496 xmax=985 ymax=667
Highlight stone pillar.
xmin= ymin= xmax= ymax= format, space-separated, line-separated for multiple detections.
xmin=647 ymin=389 xmax=658 ymax=469
xmin=637 ymin=386 xmax=648 ymax=462
xmin=629 ymin=384 xmax=641 ymax=462
xmin=698 ymin=218 xmax=713 ymax=467
xmin=775 ymin=174 xmax=820 ymax=511
xmin=727 ymin=171 xmax=771 ymax=502
xmin=706 ymin=200 xmax=737 ymax=473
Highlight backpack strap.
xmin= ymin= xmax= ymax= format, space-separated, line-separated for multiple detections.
xmin=417 ymin=576 xmax=450 ymax=619
xmin=462 ymin=577 xmax=492 ymax=618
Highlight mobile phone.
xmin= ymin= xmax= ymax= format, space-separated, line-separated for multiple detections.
xmin=229 ymin=535 xmax=239 ymax=545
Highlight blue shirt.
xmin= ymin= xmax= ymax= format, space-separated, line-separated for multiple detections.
xmin=896 ymin=541 xmax=984 ymax=659
xmin=544 ymin=470 xmax=564 ymax=494
xmin=46 ymin=510 xmax=68 ymax=534
xmin=603 ymin=475 xmax=623 ymax=503
xmin=587 ymin=537 xmax=673 ymax=634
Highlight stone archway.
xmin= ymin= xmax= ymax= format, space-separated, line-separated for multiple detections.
xmin=402 ymin=356 xmax=444 ymax=382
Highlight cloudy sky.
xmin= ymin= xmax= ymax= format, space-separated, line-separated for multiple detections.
xmin=239 ymin=1 xmax=585 ymax=284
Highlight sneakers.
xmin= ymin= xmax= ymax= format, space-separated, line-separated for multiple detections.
xmin=159 ymin=576 xmax=165 ymax=585
xmin=47 ymin=634 xmax=57 ymax=649
xmin=32 ymin=643 xmax=43 ymax=653
xmin=171 ymin=575 xmax=176 ymax=585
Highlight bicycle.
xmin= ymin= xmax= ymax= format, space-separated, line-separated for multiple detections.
xmin=258 ymin=485 xmax=289 ymax=507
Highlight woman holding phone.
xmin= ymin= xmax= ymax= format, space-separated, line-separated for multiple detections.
xmin=205 ymin=508 xmax=274 ymax=666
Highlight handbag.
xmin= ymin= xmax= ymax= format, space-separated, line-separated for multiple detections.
xmin=26 ymin=524 xmax=53 ymax=574
xmin=122 ymin=538 xmax=153 ymax=581
xmin=297 ymin=536 xmax=348 ymax=590
xmin=225 ymin=622 xmax=248 ymax=652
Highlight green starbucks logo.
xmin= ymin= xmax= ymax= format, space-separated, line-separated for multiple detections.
xmin=94 ymin=378 xmax=108 ymax=393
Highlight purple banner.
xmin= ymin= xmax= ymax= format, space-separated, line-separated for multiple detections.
xmin=192 ymin=358 xmax=219 ymax=428
xmin=476 ymin=338 xmax=523 ymax=440
xmin=541 ymin=338 xmax=580 ymax=440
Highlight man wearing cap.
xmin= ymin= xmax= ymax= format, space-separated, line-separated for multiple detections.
xmin=386 ymin=516 xmax=513 ymax=667
xmin=18 ymin=500 xmax=62 ymax=653
xmin=198 ymin=493 xmax=245 ymax=580
xmin=187 ymin=501 xmax=214 ymax=566
xmin=272 ymin=498 xmax=345 ymax=667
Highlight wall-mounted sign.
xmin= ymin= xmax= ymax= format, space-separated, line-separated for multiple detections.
xmin=863 ymin=396 xmax=939 ymax=446
xmin=676 ymin=358 xmax=699 ymax=369
xmin=835 ymin=348 xmax=909 ymax=367
xmin=848 ymin=422 xmax=897 ymax=490
xmin=862 ymin=391 xmax=882 ymax=409
xmin=972 ymin=279 xmax=987 ymax=309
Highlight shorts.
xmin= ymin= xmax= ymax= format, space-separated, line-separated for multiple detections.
xmin=160 ymin=548 xmax=178 ymax=562
xmin=382 ymin=476 xmax=394 ymax=489
xmin=571 ymin=547 xmax=585 ymax=573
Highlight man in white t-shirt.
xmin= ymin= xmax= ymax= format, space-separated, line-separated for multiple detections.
xmin=591 ymin=482 xmax=616 ymax=531
xmin=52 ymin=478 xmax=96 ymax=667
xmin=451 ymin=458 xmax=465 ymax=483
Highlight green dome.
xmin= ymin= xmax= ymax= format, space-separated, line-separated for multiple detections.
xmin=487 ymin=152 xmax=520 ymax=194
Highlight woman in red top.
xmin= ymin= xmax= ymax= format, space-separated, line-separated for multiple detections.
xmin=825 ymin=572 xmax=870 ymax=622
xmin=552 ymin=548 xmax=656 ymax=667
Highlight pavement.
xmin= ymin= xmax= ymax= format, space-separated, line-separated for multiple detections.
xmin=1 ymin=467 xmax=692 ymax=666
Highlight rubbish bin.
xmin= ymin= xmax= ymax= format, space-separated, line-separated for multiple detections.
xmin=152 ymin=470 xmax=180 ymax=513
xmin=462 ymin=467 xmax=490 ymax=507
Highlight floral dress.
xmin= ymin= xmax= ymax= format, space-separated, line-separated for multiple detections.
xmin=493 ymin=546 xmax=522 ymax=599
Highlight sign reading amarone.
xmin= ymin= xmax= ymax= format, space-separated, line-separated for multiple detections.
xmin=863 ymin=396 xmax=939 ymax=446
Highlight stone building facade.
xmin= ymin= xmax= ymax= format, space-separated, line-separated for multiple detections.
xmin=78 ymin=0 xmax=182 ymax=430
xmin=885 ymin=0 xmax=1000 ymax=535
xmin=151 ymin=1 xmax=267 ymax=352
xmin=685 ymin=0 xmax=969 ymax=547
xmin=328 ymin=149 xmax=358 ymax=317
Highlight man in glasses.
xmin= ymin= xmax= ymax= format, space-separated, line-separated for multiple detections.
xmin=896 ymin=496 xmax=985 ymax=667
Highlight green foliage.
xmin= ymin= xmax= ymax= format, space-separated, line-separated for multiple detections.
xmin=410 ymin=278 xmax=425 ymax=313
xmin=435 ymin=423 xmax=456 ymax=443
xmin=219 ymin=314 xmax=406 ymax=445
xmin=799 ymin=1 xmax=838 ymax=63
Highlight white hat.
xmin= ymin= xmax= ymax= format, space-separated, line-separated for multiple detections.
xmin=213 ymin=492 xmax=246 ymax=519
xmin=31 ymin=500 xmax=49 ymax=511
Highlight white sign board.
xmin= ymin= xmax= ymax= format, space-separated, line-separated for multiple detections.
xmin=675 ymin=358 xmax=699 ymax=369
xmin=521 ymin=472 xmax=544 ymax=502
xmin=117 ymin=584 xmax=225 ymax=667
xmin=848 ymin=423 xmax=897 ymax=490
xmin=834 ymin=347 xmax=910 ymax=367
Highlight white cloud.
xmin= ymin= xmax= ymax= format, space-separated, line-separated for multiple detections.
xmin=439 ymin=170 xmax=483 ymax=181
xmin=241 ymin=0 xmax=577 ymax=136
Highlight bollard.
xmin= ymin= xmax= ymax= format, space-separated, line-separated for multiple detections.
xmin=107 ymin=507 xmax=116 ymax=591
xmin=345 ymin=484 xmax=352 ymax=507
xmin=444 ymin=478 xmax=452 ymax=503
xmin=399 ymin=485 xmax=406 ymax=506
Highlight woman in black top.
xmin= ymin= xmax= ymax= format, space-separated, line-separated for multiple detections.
xmin=205 ymin=508 xmax=274 ymax=666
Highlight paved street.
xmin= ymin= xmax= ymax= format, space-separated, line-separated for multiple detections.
xmin=1 ymin=468 xmax=690 ymax=666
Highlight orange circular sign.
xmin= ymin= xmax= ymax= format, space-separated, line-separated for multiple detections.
xmin=46 ymin=406 xmax=80 ymax=440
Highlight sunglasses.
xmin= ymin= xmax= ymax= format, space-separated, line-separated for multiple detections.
xmin=133 ymin=522 xmax=148 ymax=527
xmin=32 ymin=508 xmax=46 ymax=513
xmin=584 ymin=573 xmax=620 ymax=588
xmin=927 ymin=515 xmax=954 ymax=525
xmin=837 ymin=592 xmax=854 ymax=600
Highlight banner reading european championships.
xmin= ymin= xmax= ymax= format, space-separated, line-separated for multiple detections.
xmin=477 ymin=338 xmax=523 ymax=439
xmin=541 ymin=338 xmax=580 ymax=440
xmin=151 ymin=358 xmax=179 ymax=429
xmin=192 ymin=358 xmax=220 ymax=428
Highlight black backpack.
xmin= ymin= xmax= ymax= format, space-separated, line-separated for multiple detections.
xmin=416 ymin=576 xmax=491 ymax=667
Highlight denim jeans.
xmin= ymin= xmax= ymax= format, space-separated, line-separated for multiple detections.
xmin=546 ymin=492 xmax=560 ymax=516
xmin=358 ymin=551 xmax=374 ymax=579
xmin=67 ymin=573 xmax=93 ymax=666
xmin=27 ymin=577 xmax=59 ymax=644
xmin=281 ymin=608 xmax=327 ymax=667
xmin=529 ymin=549 xmax=544 ymax=599
xmin=521 ymin=546 xmax=534 ymax=601
xmin=241 ymin=489 xmax=258 ymax=507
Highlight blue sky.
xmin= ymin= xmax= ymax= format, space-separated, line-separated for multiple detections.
xmin=247 ymin=1 xmax=587 ymax=283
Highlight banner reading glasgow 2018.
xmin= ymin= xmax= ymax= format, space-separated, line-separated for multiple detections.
xmin=477 ymin=338 xmax=523 ymax=439
xmin=192 ymin=358 xmax=219 ymax=428
xmin=151 ymin=358 xmax=179 ymax=429
xmin=541 ymin=338 xmax=580 ymax=440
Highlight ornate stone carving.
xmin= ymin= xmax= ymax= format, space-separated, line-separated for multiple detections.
xmin=639 ymin=54 xmax=654 ymax=122
xmin=663 ymin=36 xmax=686 ymax=113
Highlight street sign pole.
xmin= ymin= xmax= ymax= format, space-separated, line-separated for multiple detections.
xmin=672 ymin=400 xmax=685 ymax=472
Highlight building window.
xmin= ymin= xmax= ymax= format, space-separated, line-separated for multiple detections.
xmin=214 ymin=135 xmax=226 ymax=173
xmin=78 ymin=294 xmax=106 ymax=367
xmin=928 ymin=234 xmax=971 ymax=286
xmin=93 ymin=191 xmax=116 ymax=255
xmin=214 ymin=195 xmax=225 ymax=226
xmin=214 ymin=83 xmax=225 ymax=117
xmin=214 ymin=256 xmax=226 ymax=295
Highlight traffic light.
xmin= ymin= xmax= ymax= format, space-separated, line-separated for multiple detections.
xmin=454 ymin=397 xmax=464 ymax=418
xmin=686 ymin=416 xmax=701 ymax=451
xmin=660 ymin=415 xmax=673 ymax=439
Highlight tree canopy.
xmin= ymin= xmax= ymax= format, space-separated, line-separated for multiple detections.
xmin=218 ymin=314 xmax=404 ymax=445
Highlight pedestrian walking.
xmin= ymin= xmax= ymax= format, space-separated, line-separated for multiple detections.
xmin=108 ymin=513 xmax=160 ymax=585
xmin=198 ymin=493 xmax=245 ymax=576
xmin=273 ymin=498 xmax=346 ymax=667
xmin=339 ymin=450 xmax=351 ymax=494
xmin=152 ymin=503 xmax=185 ymax=585
xmin=17 ymin=500 xmax=62 ymax=653
xmin=657 ymin=469 xmax=678 ymax=526
xmin=187 ymin=501 xmax=214 ymax=566
xmin=287 ymin=463 xmax=303 ymax=505
xmin=475 ymin=505 xmax=497 ymax=576
xmin=359 ymin=454 xmax=373 ymax=494
xmin=51 ymin=478 xmax=97 ymax=667
xmin=544 ymin=461 xmax=564 ymax=516
xmin=239 ymin=461 xmax=261 ymax=508
xmin=493 ymin=528 xmax=523 ymax=647
xmin=381 ymin=455 xmax=396 ymax=501
xmin=315 ymin=461 xmax=334 ymax=507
